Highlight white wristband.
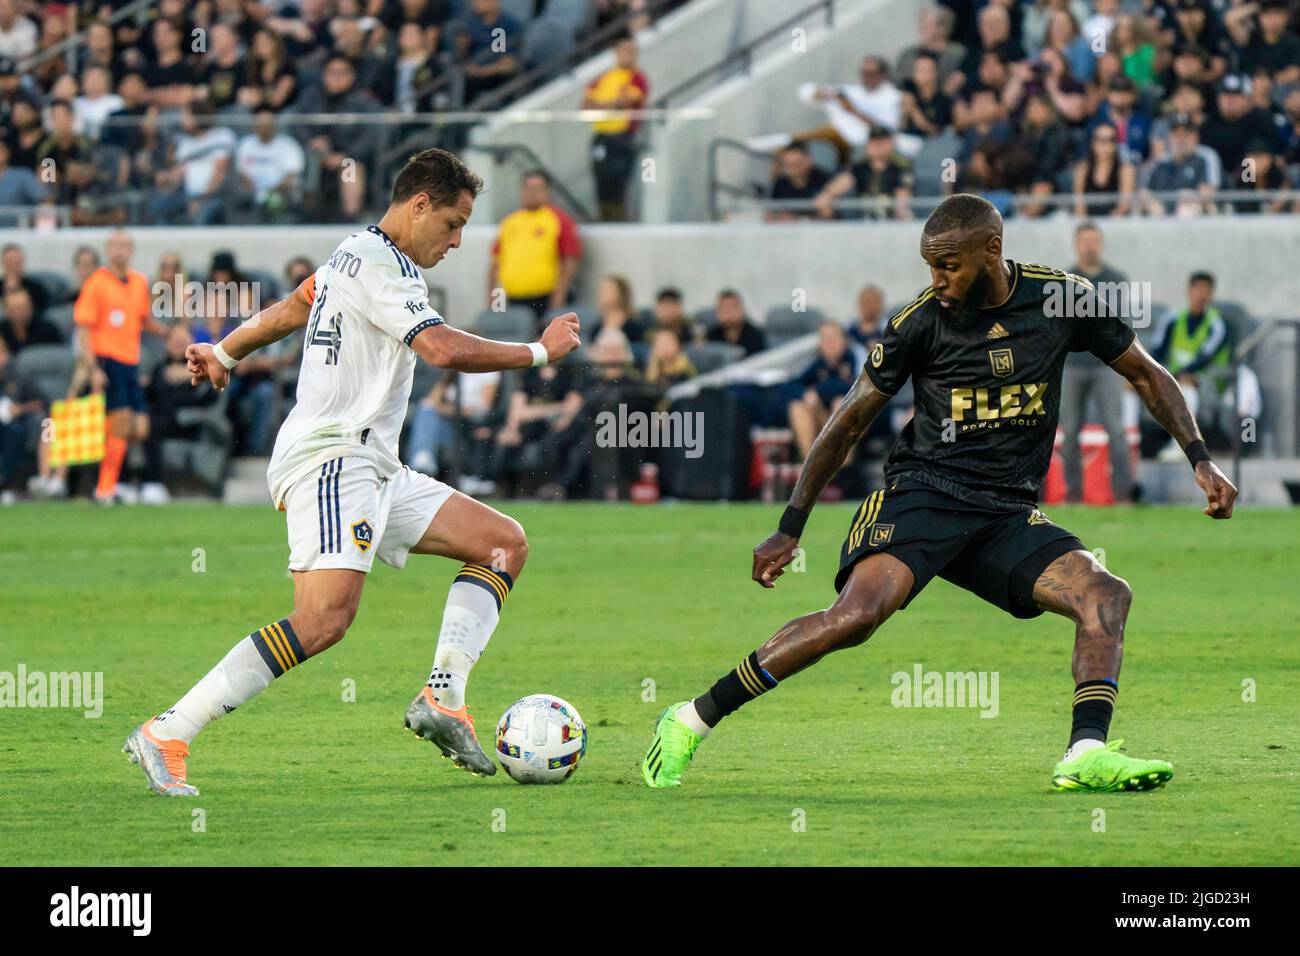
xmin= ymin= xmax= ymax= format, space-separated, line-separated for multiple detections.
xmin=212 ymin=342 xmax=238 ymax=370
xmin=527 ymin=342 xmax=549 ymax=367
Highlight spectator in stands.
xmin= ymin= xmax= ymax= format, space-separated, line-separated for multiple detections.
xmin=1022 ymin=1 xmax=1090 ymax=59
xmin=36 ymin=99 xmax=95 ymax=209
xmin=284 ymin=255 xmax=315 ymax=292
xmin=331 ymin=14 xmax=384 ymax=92
xmin=1013 ymin=92 xmax=1070 ymax=216
xmin=0 ymin=140 xmax=47 ymax=224
xmin=147 ymin=99 xmax=235 ymax=225
xmin=0 ymin=0 xmax=37 ymax=61
xmin=1090 ymin=76 xmax=1152 ymax=163
xmin=197 ymin=22 xmax=247 ymax=111
xmin=1038 ymin=6 xmax=1096 ymax=84
xmin=591 ymin=273 xmax=645 ymax=344
xmin=409 ymin=369 xmax=503 ymax=493
xmin=1149 ymin=83 xmax=1214 ymax=172
xmin=1060 ymin=221 xmax=1133 ymax=503
xmin=1150 ymin=270 xmax=1230 ymax=460
xmin=293 ymin=54 xmax=379 ymax=220
xmin=955 ymin=86 xmax=1014 ymax=161
xmin=1141 ymin=112 xmax=1214 ymax=215
xmin=142 ymin=17 xmax=196 ymax=108
xmin=266 ymin=0 xmax=334 ymax=66
xmin=236 ymin=108 xmax=305 ymax=221
xmin=651 ymin=287 xmax=698 ymax=346
xmin=644 ymin=326 xmax=696 ymax=387
xmin=1235 ymin=137 xmax=1296 ymax=213
xmin=3 ymin=97 xmax=44 ymax=172
xmin=815 ymin=126 xmax=915 ymax=220
xmin=488 ymin=169 xmax=582 ymax=320
xmin=846 ymin=283 xmax=885 ymax=355
xmin=792 ymin=55 xmax=902 ymax=169
xmin=152 ymin=250 xmax=186 ymax=322
xmin=583 ymin=327 xmax=656 ymax=500
xmin=453 ymin=0 xmax=523 ymax=104
xmin=1225 ymin=0 xmax=1300 ymax=84
xmin=706 ymin=289 xmax=766 ymax=356
xmin=896 ymin=4 xmax=965 ymax=91
xmin=72 ymin=229 xmax=165 ymax=505
xmin=494 ymin=358 xmax=585 ymax=498
xmin=73 ymin=65 xmax=123 ymax=140
xmin=0 ymin=285 xmax=60 ymax=355
xmin=2 ymin=244 xmax=47 ymax=316
xmin=766 ymin=142 xmax=831 ymax=221
xmin=99 ymin=71 xmax=149 ymax=156
xmin=1081 ymin=0 xmax=1120 ymax=49
xmin=958 ymin=2 xmax=1025 ymax=90
xmin=72 ymin=245 xmax=99 ymax=289
xmin=242 ymin=28 xmax=300 ymax=112
xmin=77 ymin=21 xmax=119 ymax=80
xmin=1073 ymin=120 xmax=1136 ymax=216
xmin=1203 ymin=74 xmax=1280 ymax=185
xmin=583 ymin=34 xmax=648 ymax=222
xmin=378 ymin=0 xmax=451 ymax=54
xmin=787 ymin=320 xmax=857 ymax=461
xmin=899 ymin=52 xmax=953 ymax=137
xmin=139 ymin=322 xmax=220 ymax=503
xmin=0 ymin=335 xmax=47 ymax=505
xmin=375 ymin=20 xmax=441 ymax=115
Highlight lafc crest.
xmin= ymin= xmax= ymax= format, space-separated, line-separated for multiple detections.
xmin=988 ymin=348 xmax=1014 ymax=378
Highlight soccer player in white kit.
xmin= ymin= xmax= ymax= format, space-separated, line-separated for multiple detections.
xmin=123 ymin=149 xmax=581 ymax=794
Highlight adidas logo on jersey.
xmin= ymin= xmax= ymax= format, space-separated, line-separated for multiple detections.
xmin=986 ymin=322 xmax=1009 ymax=340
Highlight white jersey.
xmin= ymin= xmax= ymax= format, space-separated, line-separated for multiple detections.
xmin=267 ymin=226 xmax=444 ymax=507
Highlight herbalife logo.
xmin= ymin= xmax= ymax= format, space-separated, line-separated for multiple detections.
xmin=890 ymin=663 xmax=1000 ymax=718
xmin=50 ymin=886 xmax=152 ymax=936
xmin=594 ymin=404 xmax=705 ymax=459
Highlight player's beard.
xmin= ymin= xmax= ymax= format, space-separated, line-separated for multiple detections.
xmin=939 ymin=265 xmax=992 ymax=330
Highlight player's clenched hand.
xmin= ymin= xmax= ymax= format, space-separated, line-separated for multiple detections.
xmin=1194 ymin=460 xmax=1237 ymax=519
xmin=186 ymin=343 xmax=230 ymax=391
xmin=539 ymin=312 xmax=581 ymax=363
xmin=752 ymin=531 xmax=800 ymax=588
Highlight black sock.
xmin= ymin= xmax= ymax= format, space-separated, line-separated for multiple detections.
xmin=692 ymin=651 xmax=778 ymax=727
xmin=1069 ymin=679 xmax=1118 ymax=748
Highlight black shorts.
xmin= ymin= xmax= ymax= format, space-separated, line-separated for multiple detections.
xmin=98 ymin=356 xmax=145 ymax=413
xmin=834 ymin=481 xmax=1084 ymax=619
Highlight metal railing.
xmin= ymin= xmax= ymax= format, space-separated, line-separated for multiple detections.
xmin=653 ymin=0 xmax=839 ymax=107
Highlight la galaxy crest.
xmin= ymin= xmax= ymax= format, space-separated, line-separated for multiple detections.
xmin=351 ymin=519 xmax=374 ymax=553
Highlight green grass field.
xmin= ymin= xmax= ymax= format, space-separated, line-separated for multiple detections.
xmin=2 ymin=500 xmax=1297 ymax=866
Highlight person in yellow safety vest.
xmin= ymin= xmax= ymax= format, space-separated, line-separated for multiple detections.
xmin=1150 ymin=271 xmax=1230 ymax=460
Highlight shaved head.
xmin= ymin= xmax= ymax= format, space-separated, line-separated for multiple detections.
xmin=922 ymin=193 xmax=1003 ymax=247
xmin=919 ymin=194 xmax=1009 ymax=325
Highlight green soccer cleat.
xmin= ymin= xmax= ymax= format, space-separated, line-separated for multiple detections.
xmin=641 ymin=702 xmax=702 ymax=788
xmin=1051 ymin=739 xmax=1174 ymax=793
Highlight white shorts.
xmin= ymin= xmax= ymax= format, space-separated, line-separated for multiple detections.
xmin=283 ymin=456 xmax=455 ymax=573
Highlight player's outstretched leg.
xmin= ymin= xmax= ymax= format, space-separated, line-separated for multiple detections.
xmin=404 ymin=491 xmax=530 ymax=776
xmin=642 ymin=553 xmax=913 ymax=788
xmin=124 ymin=569 xmax=364 ymax=796
xmin=1031 ymin=551 xmax=1173 ymax=792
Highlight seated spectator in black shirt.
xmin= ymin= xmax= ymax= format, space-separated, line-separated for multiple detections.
xmin=900 ymin=52 xmax=953 ymax=135
xmin=265 ymin=0 xmax=334 ymax=66
xmin=787 ymin=320 xmax=858 ymax=461
xmin=36 ymin=100 xmax=95 ymax=208
xmin=814 ymin=126 xmax=915 ymax=220
xmin=583 ymin=328 xmax=659 ymax=500
xmin=99 ymin=71 xmax=149 ymax=154
xmin=331 ymin=16 xmax=384 ymax=92
xmin=293 ymin=55 xmax=380 ymax=219
xmin=1 ymin=244 xmax=50 ymax=318
xmin=766 ymin=143 xmax=831 ymax=221
xmin=375 ymin=21 xmax=442 ymax=114
xmin=706 ymin=289 xmax=767 ymax=356
xmin=380 ymin=0 xmax=452 ymax=54
xmin=141 ymin=323 xmax=219 ymax=499
xmin=494 ymin=359 xmax=585 ymax=498
xmin=1202 ymin=73 xmax=1279 ymax=175
xmin=1234 ymin=138 xmax=1296 ymax=213
xmin=0 ymin=286 xmax=62 ymax=356
xmin=0 ymin=336 xmax=48 ymax=500
xmin=3 ymin=98 xmax=45 ymax=171
xmin=142 ymin=17 xmax=195 ymax=108
xmin=955 ymin=86 xmax=1015 ymax=162
xmin=591 ymin=273 xmax=646 ymax=344
xmin=1141 ymin=112 xmax=1214 ymax=215
xmin=197 ymin=22 xmax=246 ymax=111
xmin=1015 ymin=93 xmax=1070 ymax=216
xmin=452 ymin=0 xmax=523 ymax=103
xmin=1226 ymin=0 xmax=1300 ymax=85
xmin=957 ymin=2 xmax=1026 ymax=92
xmin=650 ymin=287 xmax=698 ymax=346
xmin=242 ymin=29 xmax=300 ymax=112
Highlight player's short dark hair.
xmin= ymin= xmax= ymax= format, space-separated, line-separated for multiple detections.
xmin=1189 ymin=270 xmax=1215 ymax=287
xmin=656 ymin=287 xmax=682 ymax=302
xmin=391 ymin=148 xmax=483 ymax=208
xmin=922 ymin=193 xmax=1002 ymax=241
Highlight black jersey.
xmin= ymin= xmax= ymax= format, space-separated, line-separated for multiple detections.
xmin=863 ymin=259 xmax=1136 ymax=509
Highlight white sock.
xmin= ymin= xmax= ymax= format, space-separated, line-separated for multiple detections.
xmin=676 ymin=700 xmax=712 ymax=738
xmin=427 ymin=568 xmax=508 ymax=710
xmin=1063 ymin=738 xmax=1105 ymax=762
xmin=152 ymin=622 xmax=304 ymax=743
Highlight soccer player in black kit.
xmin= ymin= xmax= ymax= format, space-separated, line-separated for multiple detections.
xmin=641 ymin=194 xmax=1238 ymax=793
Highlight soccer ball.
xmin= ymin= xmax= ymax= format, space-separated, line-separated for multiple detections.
xmin=494 ymin=694 xmax=588 ymax=784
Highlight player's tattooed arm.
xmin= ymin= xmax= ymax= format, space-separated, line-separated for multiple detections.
xmin=1110 ymin=339 xmax=1237 ymax=519
xmin=752 ymin=372 xmax=892 ymax=587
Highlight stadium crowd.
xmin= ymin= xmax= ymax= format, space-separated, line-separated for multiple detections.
xmin=0 ymin=0 xmax=673 ymax=225
xmin=762 ymin=0 xmax=1300 ymax=219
